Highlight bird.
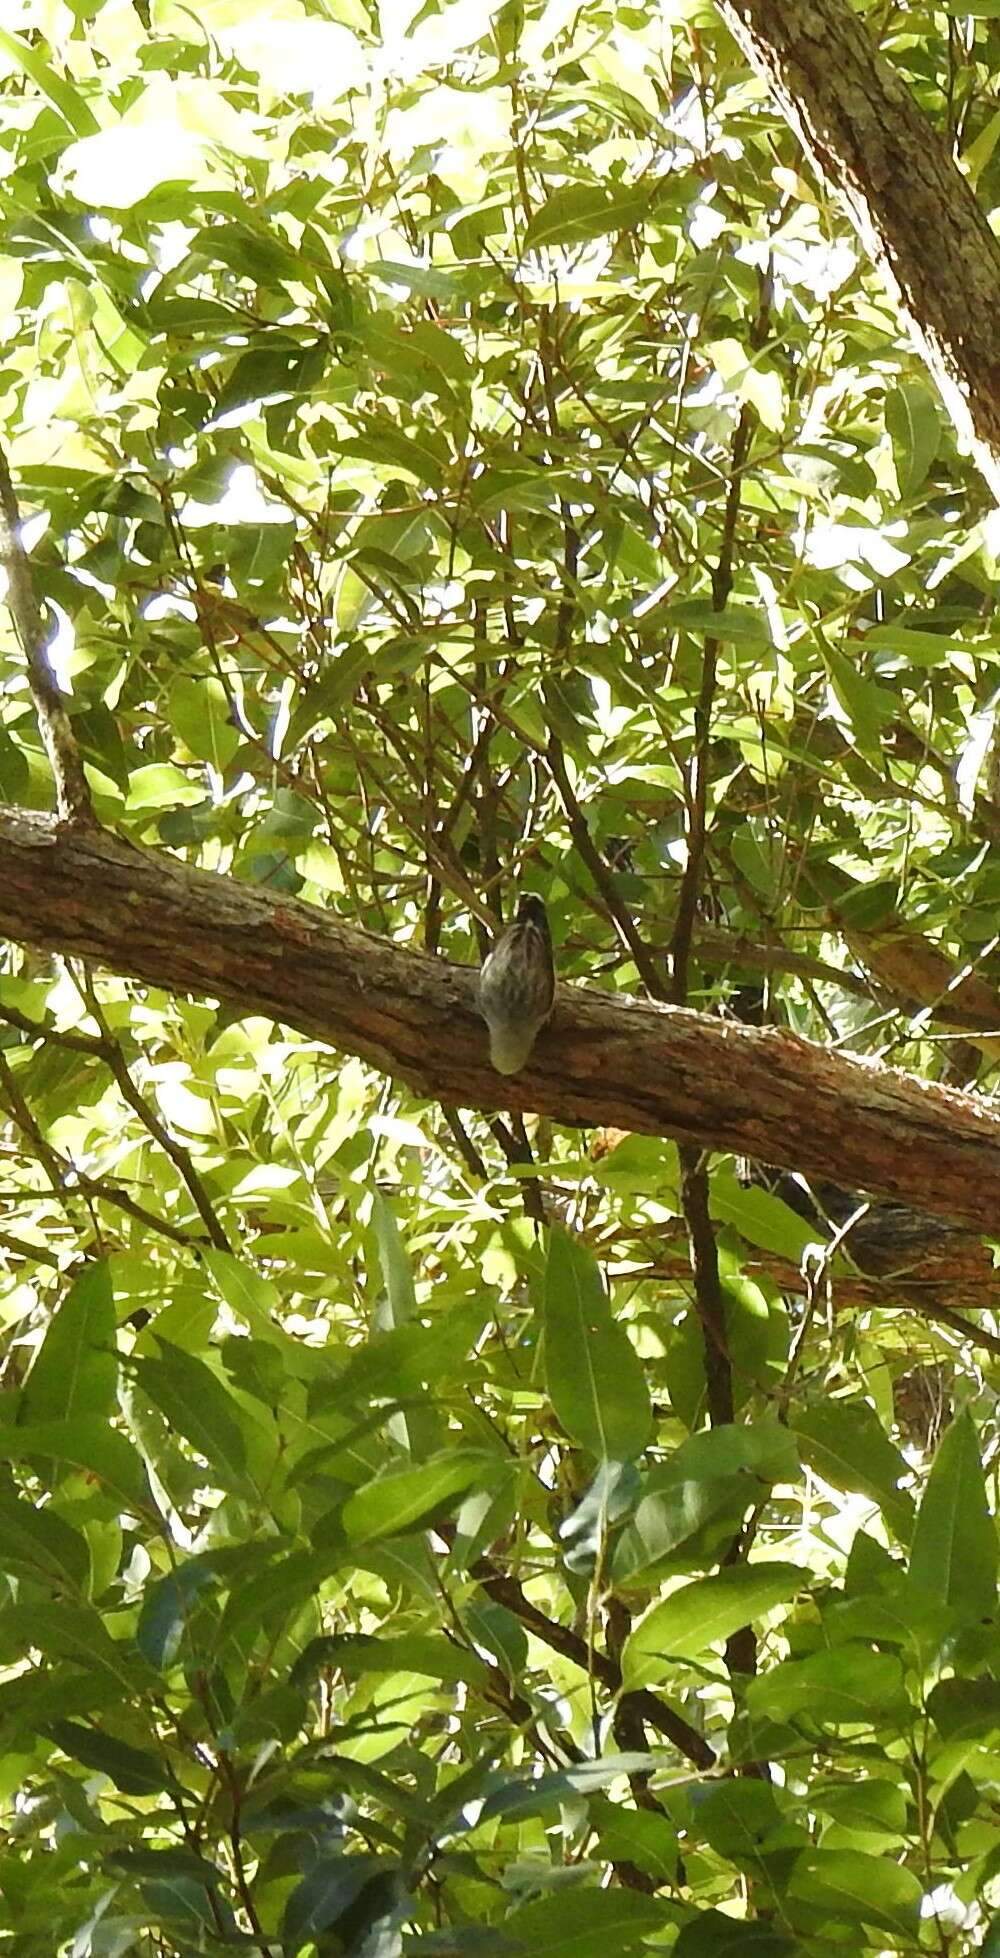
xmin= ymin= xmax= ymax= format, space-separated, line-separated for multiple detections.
xmin=478 ymin=895 xmax=556 ymax=1075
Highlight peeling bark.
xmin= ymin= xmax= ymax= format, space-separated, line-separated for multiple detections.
xmin=716 ymin=0 xmax=1000 ymax=497
xmin=0 ymin=807 xmax=998 ymax=1233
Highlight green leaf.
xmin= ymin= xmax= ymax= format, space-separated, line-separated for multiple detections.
xmin=22 ymin=1260 xmax=117 ymax=1426
xmin=136 ymin=1557 xmax=226 ymax=1670
xmin=674 ymin=1913 xmax=796 ymax=1958
xmin=341 ymin=1452 xmax=502 ymax=1543
xmin=291 ymin=1631 xmax=491 ymax=1692
xmin=788 ymin=1847 xmax=922 ymax=1936
xmin=0 ymin=26 xmax=99 ymax=136
xmin=745 ymin=1644 xmax=909 ymax=1728
xmin=368 ymin=1191 xmax=442 ymax=1460
xmin=819 ymin=639 xmax=896 ymax=749
xmin=695 ymin=1779 xmax=784 ymax=1868
xmin=371 ymin=1190 xmax=417 ymax=1324
xmin=885 ymin=380 xmax=940 ymax=498
xmin=543 ymin=1228 xmax=652 ymax=1461
xmin=622 ymin=1563 xmax=806 ymax=1684
xmin=0 ymin=1489 xmax=90 ymax=1593
xmin=590 ymin=1797 xmax=679 ymax=1881
xmin=657 ymin=599 xmax=771 ymax=645
xmin=523 ymin=183 xmax=647 ymax=249
xmin=927 ymin=1674 xmax=1000 ymax=1740
xmin=0 ymin=1601 xmax=147 ymax=1693
xmin=908 ymin=1410 xmax=997 ymax=1618
xmin=283 ymin=1853 xmax=386 ymax=1943
xmin=810 ymin=1778 xmax=907 ymax=1837
xmin=168 ymin=675 xmax=240 ymax=772
xmin=794 ymin=1402 xmax=914 ymax=1544
xmin=479 ymin=1755 xmax=657 ymax=1823
xmin=613 ymin=1423 xmax=799 ymax=1584
xmin=132 ymin=1341 xmax=249 ymax=1488
xmin=611 ymin=1420 xmax=797 ymax=1586
xmin=860 ymin=621 xmax=959 ymax=665
xmin=0 ymin=1420 xmax=149 ymax=1509
xmin=48 ymin=1719 xmax=169 ymax=1794
xmin=709 ymin=1174 xmax=817 ymax=1260
xmin=504 ymin=1888 xmax=669 ymax=1956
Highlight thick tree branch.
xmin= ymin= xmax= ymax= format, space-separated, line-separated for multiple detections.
xmin=0 ymin=808 xmax=998 ymax=1231
xmin=715 ymin=0 xmax=1000 ymax=496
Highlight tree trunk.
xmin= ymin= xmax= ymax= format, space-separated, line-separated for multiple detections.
xmin=716 ymin=0 xmax=1000 ymax=498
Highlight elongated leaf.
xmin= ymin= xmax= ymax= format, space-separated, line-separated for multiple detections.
xmin=48 ymin=1720 xmax=168 ymax=1794
xmin=371 ymin=1190 xmax=417 ymax=1324
xmin=480 ymin=1754 xmax=656 ymax=1823
xmin=169 ymin=675 xmax=239 ymax=772
xmin=885 ymin=380 xmax=940 ymax=498
xmin=0 ymin=1420 xmax=149 ymax=1509
xmin=0 ymin=1489 xmax=89 ymax=1593
xmin=0 ymin=26 xmax=99 ymax=135
xmin=291 ymin=1631 xmax=490 ymax=1691
xmin=132 ymin=1341 xmax=248 ymax=1488
xmin=342 ymin=1452 xmax=500 ymax=1543
xmin=22 ymin=1260 xmax=117 ymax=1426
xmin=544 ymin=1229 xmax=652 ymax=1461
xmin=623 ymin=1564 xmax=806 ymax=1685
xmin=746 ymin=1644 xmax=909 ymax=1728
xmin=283 ymin=1853 xmax=386 ymax=1942
xmin=504 ymin=1888 xmax=669 ymax=1957
xmin=137 ymin=1558 xmax=225 ymax=1670
xmin=788 ymin=1847 xmax=921 ymax=1937
xmin=794 ymin=1402 xmax=913 ymax=1543
xmin=1 ymin=1601 xmax=146 ymax=1692
xmin=369 ymin=1190 xmax=441 ymax=1459
xmin=908 ymin=1409 xmax=997 ymax=1618
xmin=523 ymin=183 xmax=646 ymax=249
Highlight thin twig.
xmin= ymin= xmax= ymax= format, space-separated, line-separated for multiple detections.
xmin=0 ymin=444 xmax=96 ymax=829
xmin=0 ymin=994 xmax=231 ymax=1252
xmin=0 ymin=1052 xmax=211 ymax=1251
xmin=472 ymin=1557 xmax=715 ymax=1768
xmin=81 ymin=980 xmax=232 ymax=1253
xmin=546 ymin=735 xmax=665 ymax=997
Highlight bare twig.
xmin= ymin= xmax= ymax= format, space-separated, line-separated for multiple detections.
xmin=0 ymin=445 xmax=96 ymax=829
xmin=0 ymin=1051 xmax=212 ymax=1251
xmin=546 ymin=736 xmax=665 ymax=997
xmin=0 ymin=994 xmax=231 ymax=1253
xmin=80 ymin=980 xmax=232 ymax=1253
xmin=472 ymin=1557 xmax=715 ymax=1769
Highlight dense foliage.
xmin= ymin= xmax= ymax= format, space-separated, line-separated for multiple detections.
xmin=1 ymin=0 xmax=1000 ymax=1952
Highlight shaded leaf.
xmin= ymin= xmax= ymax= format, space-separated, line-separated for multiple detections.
xmin=544 ymin=1229 xmax=652 ymax=1461
xmin=908 ymin=1410 xmax=997 ymax=1618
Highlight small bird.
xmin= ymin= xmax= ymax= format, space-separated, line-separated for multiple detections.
xmin=478 ymin=895 xmax=556 ymax=1075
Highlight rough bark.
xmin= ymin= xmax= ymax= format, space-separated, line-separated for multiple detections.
xmin=716 ymin=0 xmax=1000 ymax=498
xmin=1 ymin=807 xmax=999 ymax=1233
xmin=647 ymin=1223 xmax=1000 ymax=1320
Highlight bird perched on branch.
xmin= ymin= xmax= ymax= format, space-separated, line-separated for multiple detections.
xmin=478 ymin=895 xmax=555 ymax=1075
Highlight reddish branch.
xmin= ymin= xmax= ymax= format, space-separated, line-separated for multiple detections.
xmin=0 ymin=808 xmax=998 ymax=1233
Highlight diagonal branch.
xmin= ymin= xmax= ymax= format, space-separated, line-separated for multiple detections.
xmin=0 ymin=806 xmax=999 ymax=1232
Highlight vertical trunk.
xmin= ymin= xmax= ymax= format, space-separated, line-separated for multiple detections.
xmin=716 ymin=0 xmax=1000 ymax=498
